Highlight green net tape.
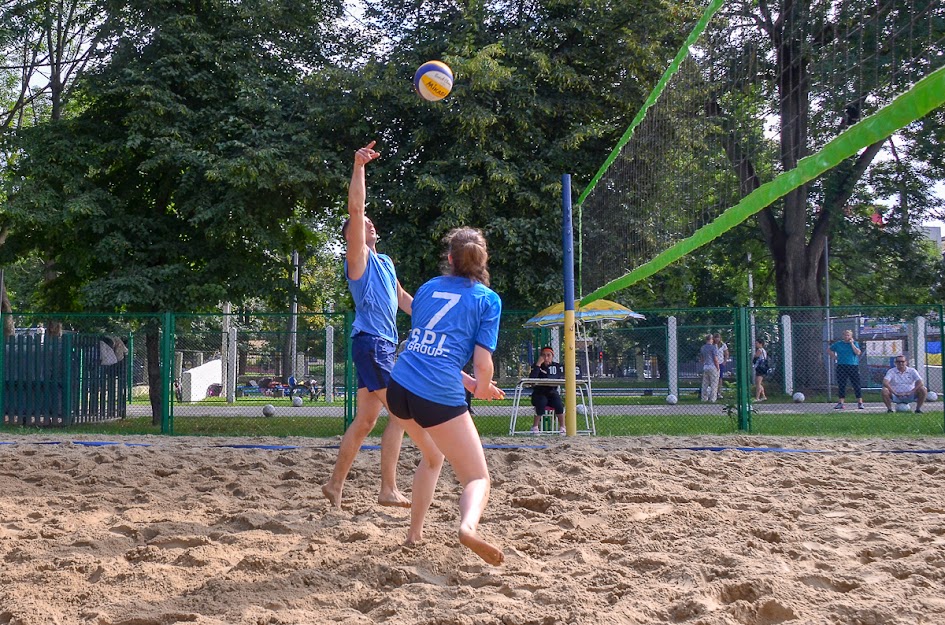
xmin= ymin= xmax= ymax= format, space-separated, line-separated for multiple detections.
xmin=581 ymin=64 xmax=945 ymax=306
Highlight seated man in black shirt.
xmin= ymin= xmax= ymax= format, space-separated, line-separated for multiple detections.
xmin=529 ymin=346 xmax=565 ymax=434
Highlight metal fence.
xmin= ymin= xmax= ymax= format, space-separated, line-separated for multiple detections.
xmin=1 ymin=306 xmax=942 ymax=437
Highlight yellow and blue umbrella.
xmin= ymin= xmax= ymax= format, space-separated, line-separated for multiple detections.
xmin=524 ymin=299 xmax=644 ymax=328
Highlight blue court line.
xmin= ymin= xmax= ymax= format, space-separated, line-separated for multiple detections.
xmin=215 ymin=444 xmax=299 ymax=450
xmin=75 ymin=441 xmax=152 ymax=447
xmin=3 ymin=441 xmax=942 ymax=454
xmin=3 ymin=441 xmax=547 ymax=451
xmin=215 ymin=444 xmax=550 ymax=451
xmin=876 ymin=449 xmax=945 ymax=454
xmin=665 ymin=446 xmax=829 ymax=453
xmin=17 ymin=441 xmax=152 ymax=447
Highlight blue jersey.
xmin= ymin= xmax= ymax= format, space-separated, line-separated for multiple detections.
xmin=345 ymin=251 xmax=399 ymax=344
xmin=830 ymin=340 xmax=861 ymax=366
xmin=392 ymin=275 xmax=502 ymax=406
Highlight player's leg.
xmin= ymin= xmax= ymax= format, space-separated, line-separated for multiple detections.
xmin=426 ymin=413 xmax=504 ymax=566
xmin=322 ymin=386 xmax=383 ymax=507
xmin=373 ymin=387 xmax=410 ymax=507
xmin=396 ymin=416 xmax=444 ymax=545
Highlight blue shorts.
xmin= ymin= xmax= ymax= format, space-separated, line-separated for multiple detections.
xmin=387 ymin=379 xmax=467 ymax=428
xmin=891 ymin=392 xmax=917 ymax=404
xmin=352 ymin=333 xmax=396 ymax=391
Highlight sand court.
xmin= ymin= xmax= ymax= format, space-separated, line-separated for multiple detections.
xmin=0 ymin=434 xmax=943 ymax=624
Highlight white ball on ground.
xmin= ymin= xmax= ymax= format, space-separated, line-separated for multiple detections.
xmin=262 ymin=404 xmax=276 ymax=417
xmin=895 ymin=402 xmax=912 ymax=413
xmin=927 ymin=391 xmax=938 ymax=402
xmin=291 ymin=396 xmax=303 ymax=407
xmin=792 ymin=392 xmax=805 ymax=403
xmin=666 ymin=394 xmax=678 ymax=405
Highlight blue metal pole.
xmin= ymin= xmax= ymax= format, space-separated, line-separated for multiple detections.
xmin=563 ymin=174 xmax=577 ymax=435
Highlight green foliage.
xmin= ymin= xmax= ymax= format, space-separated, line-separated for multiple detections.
xmin=320 ymin=0 xmax=688 ymax=309
xmin=2 ymin=0 xmax=347 ymax=313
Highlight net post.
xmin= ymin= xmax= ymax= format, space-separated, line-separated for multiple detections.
xmin=563 ymin=174 xmax=577 ymax=436
xmin=735 ymin=306 xmax=752 ymax=432
xmin=161 ymin=312 xmax=174 ymax=434
xmin=939 ymin=305 xmax=944 ymax=433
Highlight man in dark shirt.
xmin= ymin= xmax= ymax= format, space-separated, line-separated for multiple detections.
xmin=529 ymin=346 xmax=565 ymax=434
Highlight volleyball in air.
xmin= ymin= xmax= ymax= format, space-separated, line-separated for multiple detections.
xmin=413 ymin=61 xmax=453 ymax=101
xmin=792 ymin=392 xmax=805 ymax=403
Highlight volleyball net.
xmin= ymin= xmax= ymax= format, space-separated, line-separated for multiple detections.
xmin=577 ymin=0 xmax=945 ymax=304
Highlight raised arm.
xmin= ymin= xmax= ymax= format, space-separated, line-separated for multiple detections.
xmin=345 ymin=141 xmax=380 ymax=281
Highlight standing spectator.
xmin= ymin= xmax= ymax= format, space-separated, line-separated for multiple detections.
xmin=752 ymin=339 xmax=769 ymax=401
xmin=713 ymin=333 xmax=730 ymax=398
xmin=700 ymin=334 xmax=721 ymax=402
xmin=829 ymin=329 xmax=864 ymax=410
xmin=321 ymin=141 xmax=413 ymax=509
xmin=882 ymin=356 xmax=927 ymax=413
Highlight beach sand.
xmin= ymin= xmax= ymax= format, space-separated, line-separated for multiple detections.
xmin=1 ymin=434 xmax=943 ymax=624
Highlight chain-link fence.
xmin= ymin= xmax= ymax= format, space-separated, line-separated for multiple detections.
xmin=475 ymin=305 xmax=945 ymax=437
xmin=2 ymin=306 xmax=943 ymax=437
xmin=170 ymin=312 xmax=352 ymax=436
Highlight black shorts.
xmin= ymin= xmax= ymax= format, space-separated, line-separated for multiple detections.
xmin=387 ymin=379 xmax=468 ymax=429
xmin=532 ymin=392 xmax=564 ymax=416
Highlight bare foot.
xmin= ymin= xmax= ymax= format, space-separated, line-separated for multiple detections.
xmin=321 ymin=483 xmax=341 ymax=508
xmin=378 ymin=490 xmax=411 ymax=508
xmin=459 ymin=528 xmax=504 ymax=566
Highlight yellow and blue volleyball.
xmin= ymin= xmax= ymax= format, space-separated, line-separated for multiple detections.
xmin=413 ymin=61 xmax=453 ymax=102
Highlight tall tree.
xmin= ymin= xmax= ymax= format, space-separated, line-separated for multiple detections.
xmin=715 ymin=0 xmax=945 ymax=306
xmin=324 ymin=0 xmax=689 ymax=308
xmin=1 ymin=0 xmax=103 ymax=329
xmin=2 ymin=0 xmax=347 ymax=421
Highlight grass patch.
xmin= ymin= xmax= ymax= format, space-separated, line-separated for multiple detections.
xmin=2 ymin=404 xmax=943 ymax=439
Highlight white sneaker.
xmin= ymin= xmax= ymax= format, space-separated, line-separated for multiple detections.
xmin=530 ymin=426 xmax=540 ymax=434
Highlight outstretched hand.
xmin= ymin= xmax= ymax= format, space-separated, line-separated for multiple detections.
xmin=354 ymin=140 xmax=380 ymax=167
